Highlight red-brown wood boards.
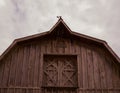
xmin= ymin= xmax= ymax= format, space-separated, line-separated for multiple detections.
xmin=0 ymin=18 xmax=120 ymax=93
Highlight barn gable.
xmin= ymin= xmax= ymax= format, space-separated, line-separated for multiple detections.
xmin=0 ymin=18 xmax=120 ymax=93
xmin=0 ymin=18 xmax=120 ymax=64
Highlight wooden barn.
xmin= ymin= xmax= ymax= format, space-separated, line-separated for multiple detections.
xmin=0 ymin=18 xmax=120 ymax=93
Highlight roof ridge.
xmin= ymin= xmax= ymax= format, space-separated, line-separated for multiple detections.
xmin=0 ymin=19 xmax=120 ymax=64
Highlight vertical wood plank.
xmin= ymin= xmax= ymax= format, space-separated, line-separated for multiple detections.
xmin=92 ymin=49 xmax=101 ymax=93
xmin=86 ymin=48 xmax=94 ymax=93
xmin=64 ymin=39 xmax=70 ymax=54
xmin=104 ymin=55 xmax=113 ymax=93
xmin=52 ymin=39 xmax=57 ymax=53
xmin=77 ymin=54 xmax=82 ymax=88
xmin=14 ymin=47 xmax=20 ymax=87
xmin=0 ymin=62 xmax=5 ymax=87
xmin=14 ymin=47 xmax=20 ymax=86
xmin=2 ymin=55 xmax=11 ymax=87
xmin=33 ymin=44 xmax=40 ymax=87
xmin=25 ymin=45 xmax=30 ymax=87
xmin=70 ymin=39 xmax=75 ymax=54
xmin=21 ymin=46 xmax=28 ymax=86
xmin=39 ymin=43 xmax=43 ymax=93
xmin=81 ymin=45 xmax=88 ymax=93
xmin=28 ymin=45 xmax=32 ymax=87
xmin=46 ymin=40 xmax=51 ymax=54
xmin=15 ymin=46 xmax=24 ymax=86
xmin=98 ymin=49 xmax=107 ymax=93
xmin=9 ymin=49 xmax=18 ymax=88
xmin=7 ymin=52 xmax=14 ymax=87
xmin=76 ymin=41 xmax=82 ymax=88
xmin=28 ymin=44 xmax=36 ymax=87
xmin=112 ymin=62 xmax=120 ymax=91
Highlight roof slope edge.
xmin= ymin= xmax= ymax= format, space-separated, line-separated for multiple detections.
xmin=0 ymin=18 xmax=120 ymax=64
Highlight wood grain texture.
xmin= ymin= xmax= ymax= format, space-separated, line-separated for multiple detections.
xmin=0 ymin=30 xmax=120 ymax=93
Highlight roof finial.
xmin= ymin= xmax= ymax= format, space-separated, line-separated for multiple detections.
xmin=57 ymin=16 xmax=63 ymax=20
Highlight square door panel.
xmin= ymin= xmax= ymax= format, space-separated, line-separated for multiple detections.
xmin=43 ymin=55 xmax=78 ymax=87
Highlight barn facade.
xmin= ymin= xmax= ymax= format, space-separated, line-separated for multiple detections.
xmin=0 ymin=18 xmax=120 ymax=93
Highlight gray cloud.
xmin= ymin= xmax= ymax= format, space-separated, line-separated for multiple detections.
xmin=0 ymin=0 xmax=120 ymax=57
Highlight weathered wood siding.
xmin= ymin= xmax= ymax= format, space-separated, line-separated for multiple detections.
xmin=0 ymin=37 xmax=120 ymax=93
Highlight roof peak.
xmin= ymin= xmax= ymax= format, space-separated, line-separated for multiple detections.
xmin=49 ymin=16 xmax=72 ymax=34
xmin=57 ymin=16 xmax=63 ymax=21
xmin=0 ymin=18 xmax=120 ymax=64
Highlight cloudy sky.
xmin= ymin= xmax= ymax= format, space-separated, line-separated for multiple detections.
xmin=0 ymin=0 xmax=120 ymax=57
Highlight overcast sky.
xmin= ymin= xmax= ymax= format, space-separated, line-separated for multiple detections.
xmin=0 ymin=0 xmax=120 ymax=57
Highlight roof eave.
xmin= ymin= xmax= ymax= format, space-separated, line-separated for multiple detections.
xmin=0 ymin=19 xmax=120 ymax=64
xmin=0 ymin=31 xmax=49 ymax=61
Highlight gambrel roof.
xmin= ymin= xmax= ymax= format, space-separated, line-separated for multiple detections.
xmin=0 ymin=18 xmax=120 ymax=64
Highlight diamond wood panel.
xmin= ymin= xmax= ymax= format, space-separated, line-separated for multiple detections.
xmin=43 ymin=55 xmax=77 ymax=87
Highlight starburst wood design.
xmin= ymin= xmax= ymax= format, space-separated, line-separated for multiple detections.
xmin=43 ymin=55 xmax=77 ymax=87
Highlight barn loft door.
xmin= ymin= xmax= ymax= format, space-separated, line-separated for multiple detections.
xmin=42 ymin=55 xmax=78 ymax=93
